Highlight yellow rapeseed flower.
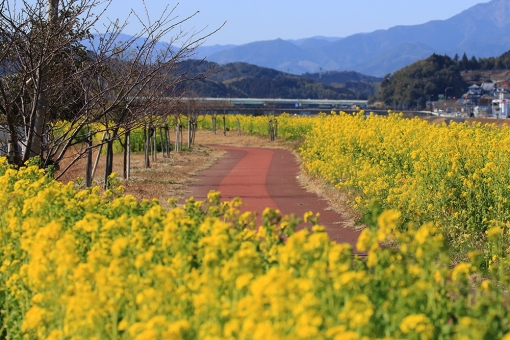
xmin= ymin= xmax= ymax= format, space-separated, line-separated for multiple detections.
xmin=451 ymin=263 xmax=473 ymax=281
xmin=486 ymin=226 xmax=503 ymax=241
xmin=377 ymin=210 xmax=401 ymax=241
xmin=356 ymin=229 xmax=372 ymax=252
xmin=399 ymin=314 xmax=434 ymax=339
xmin=338 ymin=294 xmax=374 ymax=328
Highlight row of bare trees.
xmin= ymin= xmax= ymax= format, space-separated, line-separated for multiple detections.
xmin=172 ymin=96 xmax=232 ymax=147
xmin=0 ymin=0 xmax=220 ymax=181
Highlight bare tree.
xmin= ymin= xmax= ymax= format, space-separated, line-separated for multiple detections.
xmin=0 ymin=0 xmax=220 ymax=179
xmin=178 ymin=94 xmax=204 ymax=147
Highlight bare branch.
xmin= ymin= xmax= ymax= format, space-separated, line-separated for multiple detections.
xmin=0 ymin=0 xmax=221 ymax=177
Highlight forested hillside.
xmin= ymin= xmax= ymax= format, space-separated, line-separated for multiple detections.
xmin=378 ymin=54 xmax=467 ymax=108
xmin=455 ymin=50 xmax=510 ymax=71
xmin=377 ymin=49 xmax=510 ymax=108
xmin=175 ymin=60 xmax=380 ymax=99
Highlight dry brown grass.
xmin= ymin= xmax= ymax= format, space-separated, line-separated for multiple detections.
xmin=55 ymin=129 xmax=359 ymax=228
xmin=56 ymin=133 xmax=225 ymax=208
xmin=295 ymin=170 xmax=363 ymax=230
xmin=462 ymin=69 xmax=510 ymax=84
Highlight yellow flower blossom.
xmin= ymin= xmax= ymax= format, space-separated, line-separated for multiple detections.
xmin=3 ymin=115 xmax=510 ymax=339
xmin=399 ymin=314 xmax=434 ymax=339
xmin=377 ymin=210 xmax=401 ymax=241
xmin=338 ymin=294 xmax=374 ymax=328
xmin=486 ymin=226 xmax=503 ymax=241
xmin=451 ymin=263 xmax=473 ymax=281
xmin=356 ymin=229 xmax=372 ymax=252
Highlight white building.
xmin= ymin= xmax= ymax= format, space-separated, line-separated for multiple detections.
xmin=492 ymin=94 xmax=510 ymax=118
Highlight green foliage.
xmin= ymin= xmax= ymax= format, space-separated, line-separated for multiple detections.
xmin=458 ymin=50 xmax=510 ymax=71
xmin=378 ymin=54 xmax=468 ymax=107
xmin=302 ymin=70 xmax=382 ymax=84
xmin=358 ymin=199 xmax=384 ymax=228
xmin=71 ymin=125 xmax=90 ymax=145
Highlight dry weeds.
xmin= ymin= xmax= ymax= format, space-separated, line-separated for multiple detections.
xmin=57 ymin=139 xmax=225 ymax=209
xmin=56 ymin=129 xmax=359 ymax=227
xmin=295 ymin=171 xmax=364 ymax=230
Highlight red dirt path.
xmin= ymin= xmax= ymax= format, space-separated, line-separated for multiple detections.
xmin=187 ymin=145 xmax=360 ymax=249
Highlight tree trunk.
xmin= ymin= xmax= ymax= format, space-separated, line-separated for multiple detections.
xmin=165 ymin=124 xmax=171 ymax=157
xmin=144 ymin=124 xmax=150 ymax=168
xmin=175 ymin=123 xmax=180 ymax=152
xmin=152 ymin=125 xmax=156 ymax=162
xmin=149 ymin=125 xmax=153 ymax=162
xmin=127 ymin=132 xmax=131 ymax=179
xmin=32 ymin=0 xmax=59 ymax=160
xmin=123 ymin=131 xmax=130 ymax=180
xmin=104 ymin=137 xmax=113 ymax=190
xmin=6 ymin=123 xmax=22 ymax=166
xmin=86 ymin=134 xmax=93 ymax=187
xmin=180 ymin=123 xmax=183 ymax=150
xmin=188 ymin=119 xmax=191 ymax=148
xmin=269 ymin=119 xmax=274 ymax=141
xmin=191 ymin=121 xmax=197 ymax=145
xmin=159 ymin=127 xmax=164 ymax=158
xmin=91 ymin=132 xmax=107 ymax=180
xmin=47 ymin=0 xmax=58 ymax=18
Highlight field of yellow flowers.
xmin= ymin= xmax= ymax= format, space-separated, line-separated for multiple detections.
xmin=1 ymin=157 xmax=510 ymax=339
xmin=300 ymin=111 xmax=510 ymax=264
xmin=199 ymin=111 xmax=510 ymax=262
xmin=3 ymin=110 xmax=510 ymax=339
xmin=198 ymin=113 xmax=314 ymax=140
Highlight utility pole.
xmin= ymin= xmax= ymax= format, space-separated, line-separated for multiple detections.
xmin=444 ymin=87 xmax=453 ymax=116
xmin=445 ymin=87 xmax=453 ymax=100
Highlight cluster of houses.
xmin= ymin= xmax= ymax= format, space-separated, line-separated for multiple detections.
xmin=433 ymin=81 xmax=510 ymax=118
xmin=465 ymin=81 xmax=510 ymax=118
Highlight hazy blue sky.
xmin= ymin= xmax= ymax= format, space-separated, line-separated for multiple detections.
xmin=99 ymin=0 xmax=491 ymax=46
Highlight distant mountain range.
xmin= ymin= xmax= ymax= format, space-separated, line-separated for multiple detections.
xmin=195 ymin=0 xmax=510 ymax=77
xmin=81 ymin=33 xmax=382 ymax=100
